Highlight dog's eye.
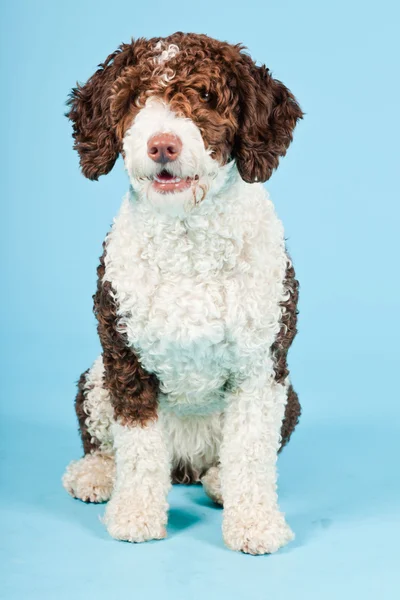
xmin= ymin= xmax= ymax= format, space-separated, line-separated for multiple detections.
xmin=199 ymin=88 xmax=212 ymax=103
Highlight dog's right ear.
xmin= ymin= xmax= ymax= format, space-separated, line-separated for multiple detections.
xmin=67 ymin=44 xmax=136 ymax=181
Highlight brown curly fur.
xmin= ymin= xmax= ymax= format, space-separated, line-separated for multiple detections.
xmin=67 ymin=32 xmax=303 ymax=182
xmin=92 ymin=242 xmax=160 ymax=426
xmin=274 ymin=260 xmax=301 ymax=450
xmin=279 ymin=385 xmax=301 ymax=451
xmin=272 ymin=261 xmax=299 ymax=384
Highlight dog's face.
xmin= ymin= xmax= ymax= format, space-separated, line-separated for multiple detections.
xmin=68 ymin=33 xmax=302 ymax=215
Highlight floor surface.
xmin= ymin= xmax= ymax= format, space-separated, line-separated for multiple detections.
xmin=2 ymin=366 xmax=399 ymax=600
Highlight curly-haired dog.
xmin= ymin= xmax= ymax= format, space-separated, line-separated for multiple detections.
xmin=62 ymin=32 xmax=303 ymax=555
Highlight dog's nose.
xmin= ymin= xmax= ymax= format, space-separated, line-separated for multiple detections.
xmin=147 ymin=133 xmax=182 ymax=163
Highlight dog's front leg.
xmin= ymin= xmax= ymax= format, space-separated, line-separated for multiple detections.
xmin=220 ymin=374 xmax=294 ymax=554
xmin=103 ymin=417 xmax=170 ymax=542
xmin=94 ymin=252 xmax=170 ymax=543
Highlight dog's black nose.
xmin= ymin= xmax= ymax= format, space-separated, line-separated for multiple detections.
xmin=147 ymin=133 xmax=182 ymax=163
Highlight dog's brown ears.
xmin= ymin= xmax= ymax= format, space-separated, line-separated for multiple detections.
xmin=234 ymin=57 xmax=303 ymax=183
xmin=67 ymin=44 xmax=135 ymax=180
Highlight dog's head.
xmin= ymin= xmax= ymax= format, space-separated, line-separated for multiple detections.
xmin=68 ymin=32 xmax=302 ymax=215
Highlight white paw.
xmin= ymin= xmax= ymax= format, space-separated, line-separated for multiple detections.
xmin=62 ymin=453 xmax=115 ymax=503
xmin=201 ymin=466 xmax=223 ymax=505
xmin=103 ymin=494 xmax=168 ymax=543
xmin=223 ymin=507 xmax=294 ymax=555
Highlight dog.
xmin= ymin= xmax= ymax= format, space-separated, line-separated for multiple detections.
xmin=62 ymin=32 xmax=303 ymax=555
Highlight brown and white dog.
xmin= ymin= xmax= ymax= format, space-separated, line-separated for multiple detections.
xmin=62 ymin=32 xmax=303 ymax=555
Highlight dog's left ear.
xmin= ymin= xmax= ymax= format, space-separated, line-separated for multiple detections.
xmin=233 ymin=57 xmax=303 ymax=183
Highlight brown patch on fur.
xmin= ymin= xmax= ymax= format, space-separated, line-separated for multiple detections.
xmin=67 ymin=32 xmax=303 ymax=182
xmin=279 ymin=385 xmax=301 ymax=451
xmin=75 ymin=370 xmax=100 ymax=455
xmin=273 ymin=260 xmax=299 ymax=383
xmin=93 ymin=242 xmax=160 ymax=426
xmin=272 ymin=259 xmax=301 ymax=448
xmin=171 ymin=461 xmax=203 ymax=484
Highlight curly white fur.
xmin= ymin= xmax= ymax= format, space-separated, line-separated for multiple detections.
xmin=63 ymin=452 xmax=115 ymax=503
xmin=64 ymin=99 xmax=294 ymax=554
xmin=201 ymin=466 xmax=223 ymax=505
xmin=220 ymin=377 xmax=294 ymax=553
xmin=151 ymin=42 xmax=180 ymax=85
xmin=103 ymin=421 xmax=170 ymax=542
xmin=160 ymin=408 xmax=223 ymax=475
xmin=83 ymin=356 xmax=113 ymax=452
xmin=123 ymin=99 xmax=222 ymax=216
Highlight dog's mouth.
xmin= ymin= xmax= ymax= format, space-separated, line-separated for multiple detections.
xmin=151 ymin=169 xmax=198 ymax=194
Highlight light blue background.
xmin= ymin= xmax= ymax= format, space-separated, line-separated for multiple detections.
xmin=1 ymin=0 xmax=399 ymax=598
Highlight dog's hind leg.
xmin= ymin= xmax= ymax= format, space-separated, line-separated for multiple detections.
xmin=201 ymin=466 xmax=223 ymax=505
xmin=62 ymin=356 xmax=115 ymax=503
xmin=63 ymin=452 xmax=115 ymax=503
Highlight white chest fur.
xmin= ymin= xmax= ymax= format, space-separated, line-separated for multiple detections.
xmin=104 ymin=175 xmax=288 ymax=414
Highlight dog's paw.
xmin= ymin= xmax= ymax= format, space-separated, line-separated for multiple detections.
xmin=201 ymin=466 xmax=223 ymax=505
xmin=62 ymin=454 xmax=115 ymax=503
xmin=223 ymin=507 xmax=294 ymax=555
xmin=103 ymin=494 xmax=168 ymax=543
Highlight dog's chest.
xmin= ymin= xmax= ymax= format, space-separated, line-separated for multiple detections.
xmin=104 ymin=194 xmax=284 ymax=409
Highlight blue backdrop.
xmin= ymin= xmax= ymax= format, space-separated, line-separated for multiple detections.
xmin=1 ymin=1 xmax=399 ymax=598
